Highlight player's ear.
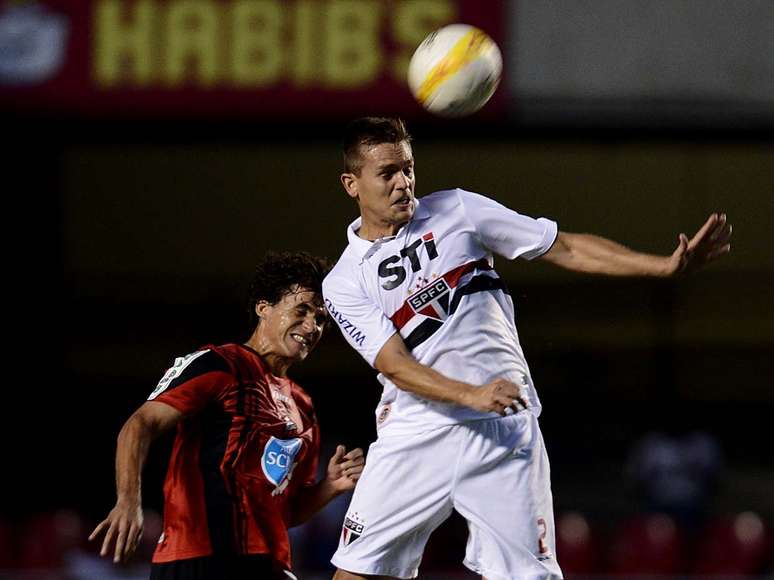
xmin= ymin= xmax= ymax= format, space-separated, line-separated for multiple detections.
xmin=341 ymin=172 xmax=358 ymax=200
xmin=254 ymin=300 xmax=272 ymax=320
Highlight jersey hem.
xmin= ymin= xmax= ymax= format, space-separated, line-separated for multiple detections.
xmin=152 ymin=548 xmax=277 ymax=564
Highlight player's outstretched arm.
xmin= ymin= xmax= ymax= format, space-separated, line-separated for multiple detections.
xmin=375 ymin=334 xmax=529 ymax=415
xmin=89 ymin=401 xmax=182 ymax=564
xmin=540 ymin=213 xmax=731 ymax=277
xmin=290 ymin=445 xmax=365 ymax=526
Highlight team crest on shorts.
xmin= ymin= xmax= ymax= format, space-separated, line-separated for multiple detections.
xmin=261 ymin=436 xmax=302 ymax=495
xmin=341 ymin=513 xmax=366 ymax=546
xmin=376 ymin=403 xmax=391 ymax=426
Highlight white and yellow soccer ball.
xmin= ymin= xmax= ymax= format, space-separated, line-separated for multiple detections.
xmin=408 ymin=24 xmax=502 ymax=117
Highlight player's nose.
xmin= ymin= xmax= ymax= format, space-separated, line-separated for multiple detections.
xmin=301 ymin=315 xmax=319 ymax=334
xmin=396 ymin=171 xmax=411 ymax=190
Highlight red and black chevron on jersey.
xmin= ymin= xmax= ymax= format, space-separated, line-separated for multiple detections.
xmin=149 ymin=343 xmax=320 ymax=572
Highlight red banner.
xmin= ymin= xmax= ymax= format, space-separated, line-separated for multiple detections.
xmin=0 ymin=0 xmax=506 ymax=119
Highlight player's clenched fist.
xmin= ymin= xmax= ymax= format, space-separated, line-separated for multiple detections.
xmin=463 ymin=378 xmax=529 ymax=416
xmin=326 ymin=445 xmax=365 ymax=493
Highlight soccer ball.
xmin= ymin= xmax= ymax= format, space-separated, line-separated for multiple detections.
xmin=408 ymin=24 xmax=502 ymax=117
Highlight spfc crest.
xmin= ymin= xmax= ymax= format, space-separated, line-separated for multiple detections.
xmin=342 ymin=515 xmax=366 ymax=546
xmin=261 ymin=436 xmax=302 ymax=492
xmin=407 ymin=278 xmax=450 ymax=321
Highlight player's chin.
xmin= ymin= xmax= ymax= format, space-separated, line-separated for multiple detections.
xmin=284 ymin=338 xmax=310 ymax=361
xmin=391 ymin=205 xmax=415 ymax=222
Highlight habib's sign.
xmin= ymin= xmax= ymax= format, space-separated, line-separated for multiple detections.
xmin=0 ymin=0 xmax=505 ymax=119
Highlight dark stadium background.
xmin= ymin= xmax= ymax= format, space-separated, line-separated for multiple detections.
xmin=2 ymin=1 xmax=773 ymax=578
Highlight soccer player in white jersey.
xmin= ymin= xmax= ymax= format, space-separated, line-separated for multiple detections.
xmin=323 ymin=117 xmax=732 ymax=580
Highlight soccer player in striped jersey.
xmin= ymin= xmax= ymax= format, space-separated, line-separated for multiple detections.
xmin=324 ymin=117 xmax=731 ymax=580
xmin=90 ymin=252 xmax=365 ymax=580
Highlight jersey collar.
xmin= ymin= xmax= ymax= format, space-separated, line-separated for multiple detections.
xmin=346 ymin=197 xmax=430 ymax=261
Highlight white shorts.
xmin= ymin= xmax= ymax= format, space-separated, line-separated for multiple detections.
xmin=331 ymin=411 xmax=563 ymax=580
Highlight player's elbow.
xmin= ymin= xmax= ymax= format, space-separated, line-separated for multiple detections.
xmin=540 ymin=231 xmax=579 ymax=268
xmin=373 ymin=334 xmax=420 ymax=389
xmin=374 ymin=351 xmax=408 ymax=386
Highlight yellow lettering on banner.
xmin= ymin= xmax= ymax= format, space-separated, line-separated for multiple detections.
xmin=291 ymin=0 xmax=316 ymax=87
xmin=165 ymin=0 xmax=219 ymax=86
xmin=94 ymin=0 xmax=154 ymax=86
xmin=92 ymin=0 xmax=459 ymax=90
xmin=324 ymin=0 xmax=381 ymax=88
xmin=392 ymin=0 xmax=455 ymax=83
xmin=231 ymin=0 xmax=282 ymax=86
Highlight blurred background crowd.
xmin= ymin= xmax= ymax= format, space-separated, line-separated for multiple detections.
xmin=2 ymin=0 xmax=772 ymax=578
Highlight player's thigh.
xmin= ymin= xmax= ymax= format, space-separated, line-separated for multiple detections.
xmin=455 ymin=413 xmax=562 ymax=579
xmin=332 ymin=427 xmax=458 ymax=576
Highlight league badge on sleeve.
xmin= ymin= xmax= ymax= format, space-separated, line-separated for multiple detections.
xmin=148 ymin=349 xmax=210 ymax=400
xmin=261 ymin=436 xmax=303 ymax=495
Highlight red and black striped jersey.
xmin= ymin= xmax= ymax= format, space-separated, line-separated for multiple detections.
xmin=147 ymin=343 xmax=320 ymax=571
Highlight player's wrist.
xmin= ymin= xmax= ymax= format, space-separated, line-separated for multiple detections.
xmin=455 ymin=383 xmax=478 ymax=409
xmin=116 ymin=491 xmax=141 ymax=508
xmin=320 ymin=475 xmax=346 ymax=498
xmin=657 ymin=255 xmax=679 ymax=277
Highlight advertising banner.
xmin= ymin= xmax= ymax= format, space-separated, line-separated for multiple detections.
xmin=0 ymin=0 xmax=506 ymax=119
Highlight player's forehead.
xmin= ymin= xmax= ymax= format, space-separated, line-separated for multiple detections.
xmin=360 ymin=141 xmax=413 ymax=171
xmin=280 ymin=285 xmax=325 ymax=312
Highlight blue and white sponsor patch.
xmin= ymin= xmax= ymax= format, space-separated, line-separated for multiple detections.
xmin=261 ymin=436 xmax=303 ymax=491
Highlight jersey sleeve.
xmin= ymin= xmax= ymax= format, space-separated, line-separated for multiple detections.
xmin=323 ymin=275 xmax=397 ymax=367
xmin=457 ymin=189 xmax=558 ymax=260
xmin=147 ymin=349 xmax=233 ymax=415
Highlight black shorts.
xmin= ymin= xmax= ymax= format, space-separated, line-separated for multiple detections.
xmin=150 ymin=554 xmax=295 ymax=580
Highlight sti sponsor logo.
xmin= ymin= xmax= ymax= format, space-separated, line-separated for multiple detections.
xmin=261 ymin=436 xmax=303 ymax=496
xmin=408 ymin=278 xmax=450 ymax=321
xmin=378 ymin=232 xmax=438 ymax=290
xmin=325 ymin=298 xmax=366 ymax=346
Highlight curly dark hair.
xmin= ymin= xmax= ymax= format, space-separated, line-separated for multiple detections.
xmin=247 ymin=251 xmax=332 ymax=331
xmin=343 ymin=117 xmax=412 ymax=175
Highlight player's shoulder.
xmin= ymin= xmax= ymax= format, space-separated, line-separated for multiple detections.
xmin=150 ymin=345 xmax=234 ymax=399
xmin=419 ymin=187 xmax=486 ymax=214
xmin=323 ymin=246 xmax=360 ymax=289
xmin=420 ymin=187 xmax=465 ymax=208
xmin=185 ymin=344 xmax=236 ymax=374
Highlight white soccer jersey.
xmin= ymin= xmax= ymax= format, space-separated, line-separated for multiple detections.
xmin=323 ymin=188 xmax=558 ymax=436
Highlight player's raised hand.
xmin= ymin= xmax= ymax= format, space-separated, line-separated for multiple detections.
xmin=326 ymin=445 xmax=365 ymax=493
xmin=88 ymin=500 xmax=144 ymax=564
xmin=668 ymin=213 xmax=732 ymax=275
xmin=465 ymin=378 xmax=529 ymax=416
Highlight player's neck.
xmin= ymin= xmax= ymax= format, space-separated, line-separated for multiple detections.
xmin=358 ymin=216 xmax=407 ymax=241
xmin=243 ymin=336 xmax=291 ymax=377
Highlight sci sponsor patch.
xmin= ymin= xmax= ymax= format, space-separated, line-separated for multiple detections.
xmin=261 ymin=436 xmax=303 ymax=493
xmin=149 ymin=349 xmax=210 ymax=400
